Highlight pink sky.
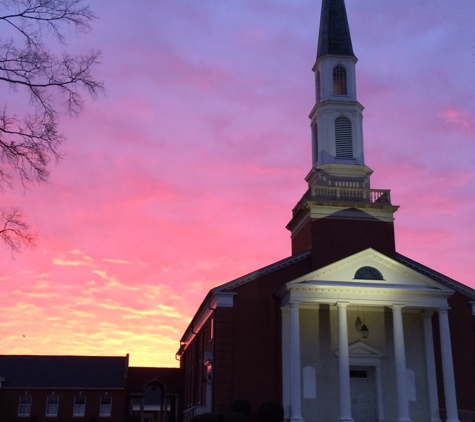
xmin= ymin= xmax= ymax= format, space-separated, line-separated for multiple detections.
xmin=1 ymin=0 xmax=475 ymax=367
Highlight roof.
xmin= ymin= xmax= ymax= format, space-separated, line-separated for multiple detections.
xmin=396 ymin=253 xmax=475 ymax=300
xmin=0 ymin=355 xmax=128 ymax=389
xmin=317 ymin=0 xmax=355 ymax=59
xmin=214 ymin=249 xmax=312 ymax=293
xmin=178 ymin=250 xmax=311 ymax=348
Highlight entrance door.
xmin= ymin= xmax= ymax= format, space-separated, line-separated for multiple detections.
xmin=350 ymin=369 xmax=375 ymax=422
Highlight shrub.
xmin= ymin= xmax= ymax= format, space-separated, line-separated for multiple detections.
xmin=259 ymin=402 xmax=284 ymax=422
xmin=231 ymin=400 xmax=251 ymax=419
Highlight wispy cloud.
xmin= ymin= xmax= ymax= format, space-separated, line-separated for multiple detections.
xmin=0 ymin=0 xmax=474 ymax=367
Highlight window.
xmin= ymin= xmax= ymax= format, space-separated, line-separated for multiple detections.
xmin=333 ymin=66 xmax=347 ymax=95
xmin=99 ymin=396 xmax=112 ymax=417
xmin=18 ymin=395 xmax=32 ymax=417
xmin=73 ymin=395 xmax=86 ymax=417
xmin=335 ymin=116 xmax=353 ymax=159
xmin=46 ymin=394 xmax=59 ymax=417
xmin=354 ymin=266 xmax=384 ymax=280
xmin=303 ymin=366 xmax=317 ymax=399
xmin=350 ymin=370 xmax=368 ymax=378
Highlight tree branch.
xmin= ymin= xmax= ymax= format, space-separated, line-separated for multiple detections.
xmin=0 ymin=207 xmax=36 ymax=255
xmin=0 ymin=0 xmax=102 ymax=253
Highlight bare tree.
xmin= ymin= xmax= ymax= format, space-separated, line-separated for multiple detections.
xmin=0 ymin=0 xmax=103 ymax=253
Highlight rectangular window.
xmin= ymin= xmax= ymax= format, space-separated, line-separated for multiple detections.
xmin=73 ymin=395 xmax=86 ymax=417
xmin=18 ymin=395 xmax=32 ymax=417
xmin=99 ymin=396 xmax=112 ymax=417
xmin=46 ymin=395 xmax=59 ymax=417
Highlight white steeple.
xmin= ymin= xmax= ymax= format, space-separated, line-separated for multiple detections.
xmin=308 ymin=0 xmax=372 ymax=189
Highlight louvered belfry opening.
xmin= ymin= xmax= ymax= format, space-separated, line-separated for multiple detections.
xmin=335 ymin=116 xmax=353 ymax=159
xmin=333 ymin=65 xmax=347 ymax=95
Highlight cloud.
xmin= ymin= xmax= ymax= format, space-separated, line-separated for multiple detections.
xmin=1 ymin=0 xmax=474 ymax=367
xmin=53 ymin=258 xmax=92 ymax=267
xmin=103 ymin=258 xmax=131 ymax=264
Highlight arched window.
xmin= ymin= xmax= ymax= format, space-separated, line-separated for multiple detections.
xmin=333 ymin=66 xmax=347 ymax=95
xmin=354 ymin=266 xmax=384 ymax=280
xmin=335 ymin=116 xmax=353 ymax=159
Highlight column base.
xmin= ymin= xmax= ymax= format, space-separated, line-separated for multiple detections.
xmin=289 ymin=418 xmax=304 ymax=422
xmin=338 ymin=418 xmax=354 ymax=422
xmin=445 ymin=419 xmax=460 ymax=422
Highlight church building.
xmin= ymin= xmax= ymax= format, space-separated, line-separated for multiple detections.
xmin=176 ymin=1 xmax=475 ymax=422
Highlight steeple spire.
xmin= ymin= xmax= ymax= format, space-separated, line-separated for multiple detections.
xmin=309 ymin=0 xmax=364 ymax=173
xmin=286 ymin=0 xmax=398 ymax=264
xmin=317 ymin=0 xmax=355 ymax=59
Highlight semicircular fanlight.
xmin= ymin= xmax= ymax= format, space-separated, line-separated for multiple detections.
xmin=354 ymin=266 xmax=384 ymax=280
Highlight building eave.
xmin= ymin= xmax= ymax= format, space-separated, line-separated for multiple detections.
xmin=177 ymin=250 xmax=311 ymax=355
xmin=396 ymin=253 xmax=475 ymax=300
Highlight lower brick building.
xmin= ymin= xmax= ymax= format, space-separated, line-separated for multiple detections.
xmin=0 ymin=355 xmax=128 ymax=421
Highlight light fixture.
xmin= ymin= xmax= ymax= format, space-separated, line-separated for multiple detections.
xmin=355 ymin=316 xmax=363 ymax=332
xmin=361 ymin=324 xmax=369 ymax=339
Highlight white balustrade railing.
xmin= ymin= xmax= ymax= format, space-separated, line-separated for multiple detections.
xmin=310 ymin=186 xmax=391 ymax=204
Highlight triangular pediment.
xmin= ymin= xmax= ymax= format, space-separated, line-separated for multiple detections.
xmin=283 ymin=249 xmax=454 ymax=308
xmin=348 ymin=341 xmax=385 ymax=358
xmin=288 ymin=248 xmax=451 ymax=291
xmin=333 ymin=342 xmax=385 ymax=365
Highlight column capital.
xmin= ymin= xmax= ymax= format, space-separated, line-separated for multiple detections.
xmin=422 ymin=309 xmax=435 ymax=318
xmin=392 ymin=303 xmax=405 ymax=311
xmin=289 ymin=301 xmax=301 ymax=309
xmin=336 ymin=301 xmax=350 ymax=308
xmin=438 ymin=307 xmax=451 ymax=314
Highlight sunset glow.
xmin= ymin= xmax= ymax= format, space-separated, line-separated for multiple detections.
xmin=2 ymin=0 xmax=475 ymax=367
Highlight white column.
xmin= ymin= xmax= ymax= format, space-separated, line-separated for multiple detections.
xmin=282 ymin=306 xmax=291 ymax=420
xmin=422 ymin=310 xmax=441 ymax=422
xmin=337 ymin=302 xmax=354 ymax=422
xmin=140 ymin=395 xmax=145 ymax=422
xmin=438 ymin=309 xmax=460 ymax=422
xmin=289 ymin=301 xmax=303 ymax=422
xmin=392 ymin=304 xmax=411 ymax=422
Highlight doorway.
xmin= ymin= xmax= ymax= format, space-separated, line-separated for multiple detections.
xmin=350 ymin=368 xmax=376 ymax=422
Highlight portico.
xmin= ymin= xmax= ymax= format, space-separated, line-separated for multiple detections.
xmin=279 ymin=248 xmax=459 ymax=422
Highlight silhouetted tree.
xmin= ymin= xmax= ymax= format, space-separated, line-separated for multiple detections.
xmin=0 ymin=0 xmax=103 ymax=253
